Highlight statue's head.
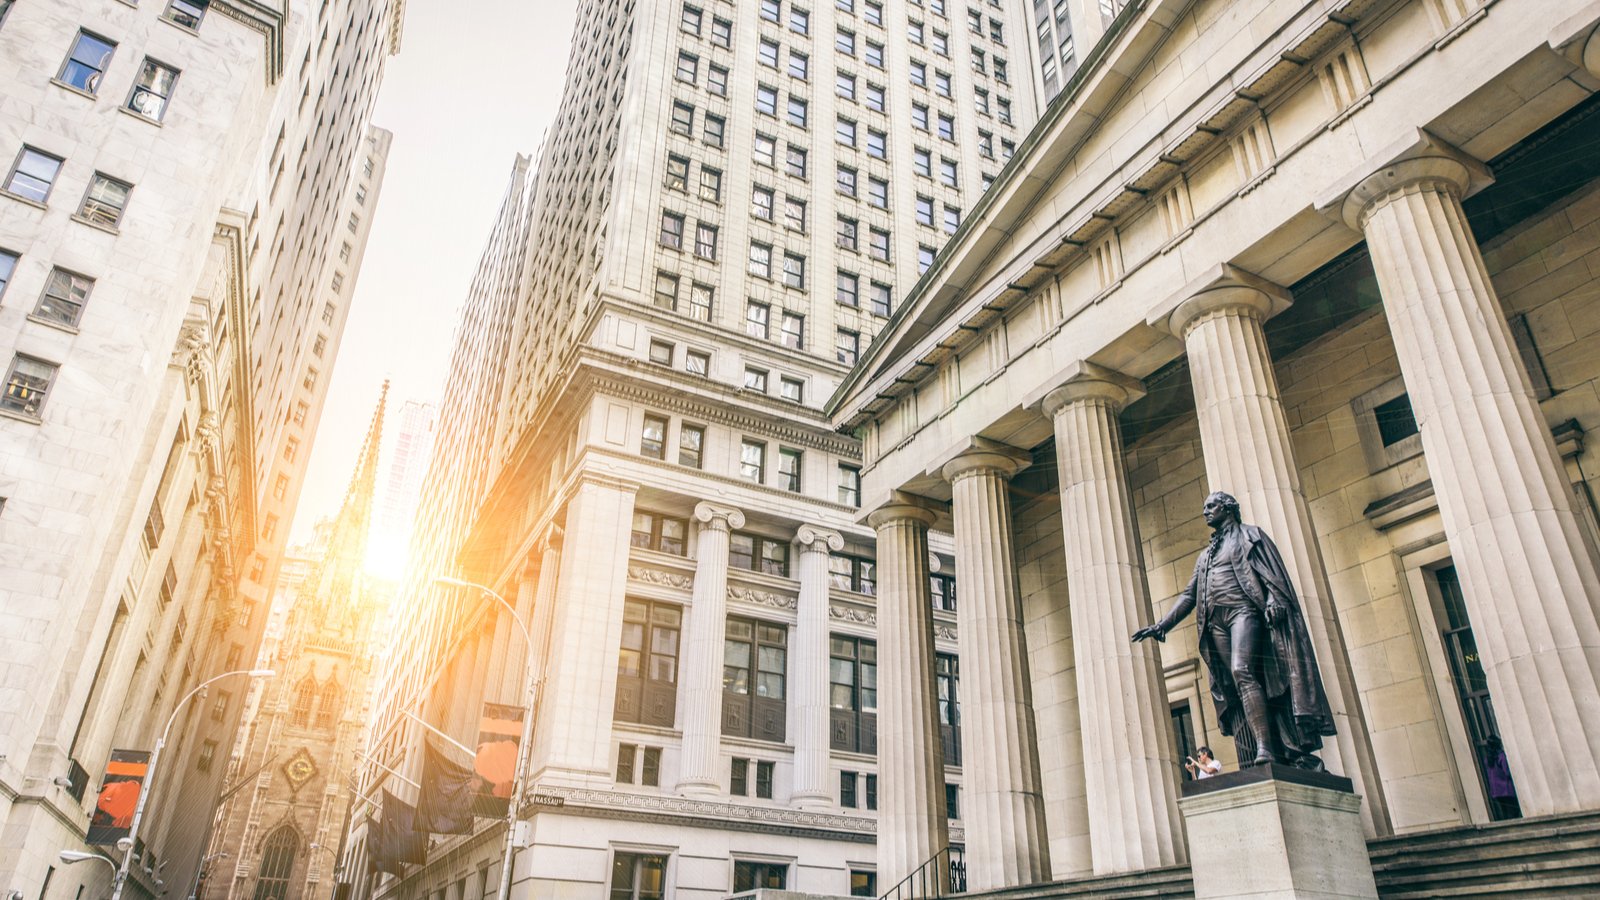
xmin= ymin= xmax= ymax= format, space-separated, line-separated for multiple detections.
xmin=1202 ymin=491 xmax=1241 ymax=527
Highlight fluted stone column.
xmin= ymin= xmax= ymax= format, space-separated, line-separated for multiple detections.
xmin=870 ymin=498 xmax=949 ymax=894
xmin=1033 ymin=363 xmax=1186 ymax=874
xmin=940 ymin=445 xmax=1052 ymax=889
xmin=677 ymin=501 xmax=746 ymax=796
xmin=792 ymin=524 xmax=845 ymax=809
xmin=1155 ymin=268 xmax=1389 ymax=835
xmin=1330 ymin=147 xmax=1600 ymax=815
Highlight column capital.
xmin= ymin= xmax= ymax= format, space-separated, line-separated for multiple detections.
xmin=536 ymin=523 xmax=565 ymax=556
xmin=1549 ymin=3 xmax=1600 ymax=80
xmin=1024 ymin=360 xmax=1147 ymax=418
xmin=932 ymin=436 xmax=1031 ymax=483
xmin=1316 ymin=129 xmax=1493 ymax=231
xmin=865 ymin=492 xmax=941 ymax=529
xmin=693 ymin=501 xmax=746 ymax=531
xmin=794 ymin=524 xmax=846 ymax=554
xmin=1149 ymin=264 xmax=1291 ymax=338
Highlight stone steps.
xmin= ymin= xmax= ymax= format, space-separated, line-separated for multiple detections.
xmin=1367 ymin=811 xmax=1600 ymax=898
xmin=939 ymin=812 xmax=1600 ymax=900
xmin=947 ymin=865 xmax=1194 ymax=900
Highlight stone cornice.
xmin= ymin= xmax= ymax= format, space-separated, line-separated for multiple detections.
xmin=533 ymin=786 xmax=876 ymax=842
xmin=573 ymin=352 xmax=862 ymax=457
xmin=212 ymin=1 xmax=287 ymax=84
xmin=830 ymin=0 xmax=1400 ymax=430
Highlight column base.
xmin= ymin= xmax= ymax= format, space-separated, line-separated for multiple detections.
xmin=675 ymin=777 xmax=721 ymax=798
xmin=1178 ymin=765 xmax=1378 ymax=900
xmin=791 ymin=789 xmax=832 ymax=810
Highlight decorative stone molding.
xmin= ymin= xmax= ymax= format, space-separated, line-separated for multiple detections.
xmin=931 ymin=436 xmax=1032 ymax=483
xmin=627 ymin=566 xmax=693 ymax=591
xmin=726 ymin=586 xmax=796 ymax=612
xmin=829 ymin=604 xmax=876 ymax=627
xmin=213 ymin=1 xmax=288 ymax=84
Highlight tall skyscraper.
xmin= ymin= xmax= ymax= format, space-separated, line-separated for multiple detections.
xmin=0 ymin=2 xmax=400 ymax=897
xmin=370 ymin=399 xmax=438 ymax=577
xmin=350 ymin=0 xmax=1046 ymax=896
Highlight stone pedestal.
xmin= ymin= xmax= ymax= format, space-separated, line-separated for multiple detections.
xmin=1178 ymin=767 xmax=1378 ymax=900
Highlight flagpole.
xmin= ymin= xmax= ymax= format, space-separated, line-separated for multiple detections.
xmin=434 ymin=576 xmax=537 ymax=900
xmin=402 ymin=710 xmax=477 ymax=758
xmin=356 ymin=751 xmax=422 ymax=790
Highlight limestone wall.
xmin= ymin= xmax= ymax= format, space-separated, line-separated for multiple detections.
xmin=1121 ymin=174 xmax=1600 ymax=834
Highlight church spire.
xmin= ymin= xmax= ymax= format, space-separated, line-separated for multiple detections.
xmin=313 ymin=381 xmax=388 ymax=605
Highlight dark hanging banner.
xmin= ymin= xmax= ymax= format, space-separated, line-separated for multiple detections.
xmin=86 ymin=749 xmax=150 ymax=845
xmin=369 ymin=790 xmax=427 ymax=874
xmin=415 ymin=738 xmax=475 ymax=834
xmin=472 ymin=702 xmax=524 ymax=817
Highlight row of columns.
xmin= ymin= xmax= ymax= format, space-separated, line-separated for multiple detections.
xmin=675 ymin=503 xmax=849 ymax=808
xmin=872 ymin=138 xmax=1600 ymax=888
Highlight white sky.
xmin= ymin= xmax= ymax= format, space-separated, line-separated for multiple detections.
xmin=290 ymin=0 xmax=579 ymax=544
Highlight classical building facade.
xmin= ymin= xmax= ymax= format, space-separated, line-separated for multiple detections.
xmin=833 ymin=0 xmax=1600 ymax=891
xmin=0 ymin=2 xmax=399 ymax=898
xmin=348 ymin=0 xmax=1600 ymax=898
xmin=206 ymin=389 xmax=392 ymax=900
xmin=350 ymin=0 xmax=1063 ymax=896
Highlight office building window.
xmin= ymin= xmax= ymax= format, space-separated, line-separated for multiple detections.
xmin=830 ymin=636 xmax=877 ymax=752
xmin=749 ymin=242 xmax=773 ymax=279
xmin=837 ymin=465 xmax=861 ymax=507
xmin=694 ymin=222 xmax=718 ymax=260
xmin=724 ymin=618 xmax=788 ymax=741
xmin=631 ymin=511 xmax=688 ymax=555
xmin=836 ymin=328 xmax=860 ymax=365
xmin=731 ymin=531 xmax=790 ymax=577
xmin=684 ymin=349 xmax=710 ymax=377
xmin=778 ymin=448 xmax=802 ymax=492
xmin=647 ymin=339 xmax=673 ymax=366
xmin=3 ymin=355 xmax=57 ymax=418
xmin=58 ymin=31 xmax=116 ymax=94
xmin=0 ymin=250 xmax=16 ymax=301
xmin=734 ymin=860 xmax=786 ymax=891
xmin=836 ymin=270 xmax=859 ymax=307
xmin=609 ymin=853 xmax=667 ymax=900
xmin=745 ymin=367 xmax=769 ymax=393
xmin=640 ymin=414 xmax=669 ymax=459
xmin=739 ymin=439 xmax=767 ymax=483
xmin=869 ymin=281 xmax=892 ymax=316
xmin=689 ymin=282 xmax=714 ymax=320
xmin=615 ymin=600 xmax=681 ymax=727
xmin=654 ymin=271 xmax=679 ymax=310
xmin=659 ymin=211 xmax=685 ymax=249
xmin=829 ymin=554 xmax=876 ymax=594
xmin=779 ymin=376 xmax=804 ymax=404
xmin=780 ymin=310 xmax=804 ymax=348
xmin=164 ymin=0 xmax=208 ymax=30
xmin=746 ymin=301 xmax=770 ymax=338
xmin=5 ymin=147 xmax=64 ymax=204
xmin=34 ymin=268 xmax=95 ymax=328
xmin=679 ymin=422 xmax=705 ymax=468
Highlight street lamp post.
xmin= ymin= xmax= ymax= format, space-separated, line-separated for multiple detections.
xmin=109 ymin=669 xmax=275 ymax=900
xmin=434 ymin=576 xmax=537 ymax=900
xmin=184 ymin=851 xmax=228 ymax=900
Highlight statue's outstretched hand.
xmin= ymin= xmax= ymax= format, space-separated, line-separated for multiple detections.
xmin=1131 ymin=624 xmax=1166 ymax=643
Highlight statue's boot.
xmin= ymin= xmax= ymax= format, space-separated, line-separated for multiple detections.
xmin=1238 ymin=683 xmax=1275 ymax=766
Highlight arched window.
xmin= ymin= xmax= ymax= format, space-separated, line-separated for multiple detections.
xmin=252 ymin=825 xmax=298 ymax=900
xmin=314 ymin=680 xmax=341 ymax=729
xmin=291 ymin=677 xmax=316 ymax=727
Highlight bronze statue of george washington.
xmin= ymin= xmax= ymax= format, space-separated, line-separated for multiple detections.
xmin=1133 ymin=491 xmax=1336 ymax=770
